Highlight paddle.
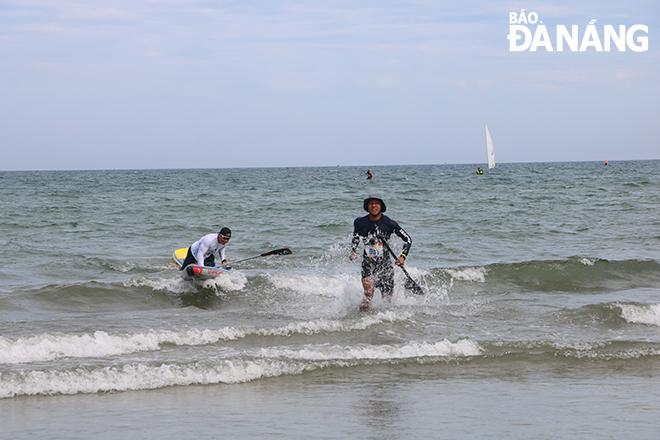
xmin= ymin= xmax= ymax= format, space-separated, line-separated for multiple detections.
xmin=380 ymin=240 xmax=424 ymax=295
xmin=220 ymin=248 xmax=292 ymax=267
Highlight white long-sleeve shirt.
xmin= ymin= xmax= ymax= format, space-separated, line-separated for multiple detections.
xmin=190 ymin=233 xmax=226 ymax=267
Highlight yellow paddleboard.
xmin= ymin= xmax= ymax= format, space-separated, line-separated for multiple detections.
xmin=173 ymin=248 xmax=189 ymax=267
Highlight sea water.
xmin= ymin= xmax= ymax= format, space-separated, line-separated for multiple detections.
xmin=1 ymin=161 xmax=659 ymax=439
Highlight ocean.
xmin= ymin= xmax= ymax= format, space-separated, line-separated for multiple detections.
xmin=1 ymin=161 xmax=659 ymax=439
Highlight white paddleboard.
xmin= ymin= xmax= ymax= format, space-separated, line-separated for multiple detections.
xmin=172 ymin=247 xmax=232 ymax=281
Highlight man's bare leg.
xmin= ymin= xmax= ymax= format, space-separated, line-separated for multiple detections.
xmin=360 ymin=276 xmax=375 ymax=311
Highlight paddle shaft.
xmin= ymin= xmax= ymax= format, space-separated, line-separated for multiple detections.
xmin=380 ymin=239 xmax=424 ymax=295
xmin=220 ymin=248 xmax=291 ymax=267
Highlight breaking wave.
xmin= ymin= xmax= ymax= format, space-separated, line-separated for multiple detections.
xmin=1 ymin=336 xmax=481 ymax=398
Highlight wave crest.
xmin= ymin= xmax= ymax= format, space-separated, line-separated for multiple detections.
xmin=617 ymin=303 xmax=660 ymax=326
xmin=1 ymin=337 xmax=482 ymax=398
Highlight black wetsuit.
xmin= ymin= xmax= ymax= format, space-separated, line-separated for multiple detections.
xmin=351 ymin=214 xmax=412 ymax=293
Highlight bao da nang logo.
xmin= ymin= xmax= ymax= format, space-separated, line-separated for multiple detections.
xmin=508 ymin=10 xmax=648 ymax=52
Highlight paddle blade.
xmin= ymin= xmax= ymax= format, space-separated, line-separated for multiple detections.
xmin=261 ymin=248 xmax=292 ymax=257
xmin=405 ymin=279 xmax=424 ymax=295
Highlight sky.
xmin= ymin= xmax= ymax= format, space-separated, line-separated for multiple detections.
xmin=1 ymin=0 xmax=658 ymax=171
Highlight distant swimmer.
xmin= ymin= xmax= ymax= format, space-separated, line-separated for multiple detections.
xmin=365 ymin=170 xmax=373 ymax=180
xmin=476 ymin=167 xmax=484 ymax=175
xmin=605 ymin=160 xmax=609 ymax=166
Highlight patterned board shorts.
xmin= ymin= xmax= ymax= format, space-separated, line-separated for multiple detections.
xmin=361 ymin=257 xmax=394 ymax=293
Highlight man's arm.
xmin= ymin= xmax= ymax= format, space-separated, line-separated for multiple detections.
xmin=395 ymin=226 xmax=412 ymax=260
xmin=349 ymin=221 xmax=362 ymax=260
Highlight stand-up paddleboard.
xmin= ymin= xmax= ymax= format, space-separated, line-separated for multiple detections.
xmin=172 ymin=247 xmax=232 ymax=281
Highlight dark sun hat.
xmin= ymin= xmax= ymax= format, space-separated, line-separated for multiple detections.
xmin=363 ymin=193 xmax=386 ymax=213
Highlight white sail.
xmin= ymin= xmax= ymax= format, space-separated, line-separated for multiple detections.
xmin=485 ymin=124 xmax=495 ymax=170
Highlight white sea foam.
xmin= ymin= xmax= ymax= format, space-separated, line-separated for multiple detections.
xmin=124 ymin=270 xmax=247 ymax=293
xmin=0 ymin=338 xmax=481 ymax=398
xmin=0 ymin=358 xmax=317 ymax=398
xmin=0 ymin=328 xmax=242 ymax=364
xmin=445 ymin=267 xmax=487 ymax=283
xmin=255 ymin=311 xmax=410 ymax=337
xmin=256 ymin=338 xmax=483 ymax=361
xmin=618 ymin=303 xmax=660 ymax=326
xmin=124 ymin=276 xmax=192 ymax=294
xmin=561 ymin=345 xmax=660 ymax=361
xmin=579 ymin=258 xmax=597 ymax=266
xmin=200 ymin=270 xmax=248 ymax=291
xmin=266 ymin=272 xmax=358 ymax=297
xmin=0 ymin=312 xmax=410 ymax=364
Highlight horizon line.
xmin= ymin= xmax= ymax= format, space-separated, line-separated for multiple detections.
xmin=2 ymin=158 xmax=657 ymax=173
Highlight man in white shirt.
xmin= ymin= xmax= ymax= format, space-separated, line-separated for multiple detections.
xmin=180 ymin=227 xmax=231 ymax=270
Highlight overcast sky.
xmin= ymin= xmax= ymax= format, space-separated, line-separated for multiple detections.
xmin=1 ymin=0 xmax=658 ymax=171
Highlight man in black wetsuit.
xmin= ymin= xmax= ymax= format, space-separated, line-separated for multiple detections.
xmin=349 ymin=193 xmax=412 ymax=311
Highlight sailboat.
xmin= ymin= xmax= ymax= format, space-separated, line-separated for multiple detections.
xmin=485 ymin=124 xmax=495 ymax=171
